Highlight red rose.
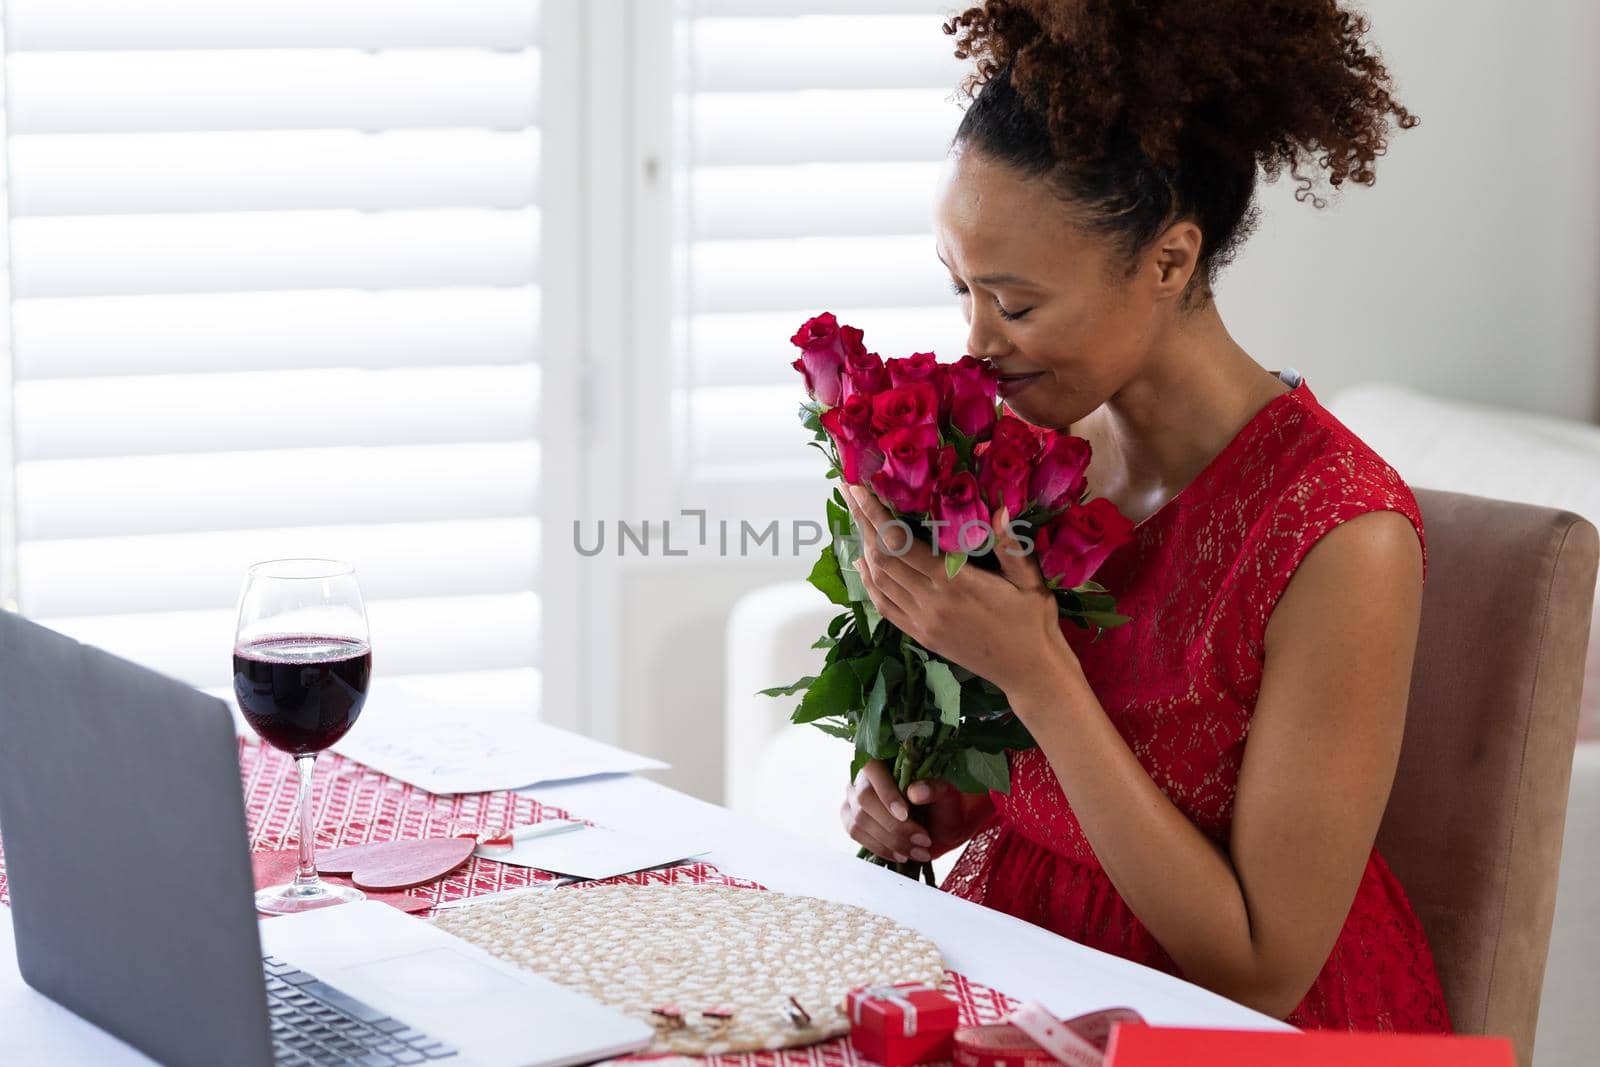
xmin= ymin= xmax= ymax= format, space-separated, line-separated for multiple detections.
xmin=869 ymin=383 xmax=939 ymax=436
xmin=842 ymin=348 xmax=891 ymax=402
xmin=976 ymin=439 xmax=1031 ymax=518
xmin=870 ymin=426 xmax=939 ymax=513
xmin=1036 ymin=498 xmax=1134 ymax=588
xmin=991 ymin=413 xmax=1045 ymax=462
xmin=1030 ymin=433 xmax=1093 ymax=511
xmin=945 ymin=355 xmax=998 ymax=439
xmin=886 ymin=351 xmax=951 ymax=422
xmin=790 ymin=312 xmax=866 ymax=407
xmin=820 ymin=395 xmax=883 ymax=486
xmin=886 ymin=351 xmax=941 ymax=389
xmin=931 ymin=470 xmax=992 ymax=554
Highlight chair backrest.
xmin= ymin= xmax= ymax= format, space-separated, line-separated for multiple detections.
xmin=1376 ymin=489 xmax=1599 ymax=1066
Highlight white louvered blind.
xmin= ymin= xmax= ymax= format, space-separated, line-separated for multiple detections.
xmin=673 ymin=1 xmax=972 ymax=517
xmin=3 ymin=0 xmax=545 ymax=710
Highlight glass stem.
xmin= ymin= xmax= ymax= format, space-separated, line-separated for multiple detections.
xmin=292 ymin=753 xmax=321 ymax=890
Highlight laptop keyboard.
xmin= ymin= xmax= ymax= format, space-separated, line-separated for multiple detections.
xmin=263 ymin=955 xmax=459 ymax=1066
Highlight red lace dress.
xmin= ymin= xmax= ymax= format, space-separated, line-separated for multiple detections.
xmin=944 ymin=378 xmax=1452 ymax=1032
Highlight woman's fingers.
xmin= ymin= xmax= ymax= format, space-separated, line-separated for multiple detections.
xmin=851 ymin=763 xmax=934 ymax=856
xmin=861 ymin=760 xmax=909 ymax=822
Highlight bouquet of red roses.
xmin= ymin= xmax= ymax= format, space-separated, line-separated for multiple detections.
xmin=762 ymin=313 xmax=1135 ymax=882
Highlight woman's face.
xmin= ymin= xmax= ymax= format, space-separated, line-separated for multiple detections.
xmin=932 ymin=146 xmax=1170 ymax=429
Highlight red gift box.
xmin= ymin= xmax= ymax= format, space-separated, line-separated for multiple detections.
xmin=846 ymin=982 xmax=959 ymax=1067
xmin=1103 ymin=1023 xmax=1516 ymax=1066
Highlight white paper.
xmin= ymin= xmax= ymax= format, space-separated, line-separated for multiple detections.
xmin=317 ymin=683 xmax=667 ymax=794
xmin=472 ymin=824 xmax=710 ymax=881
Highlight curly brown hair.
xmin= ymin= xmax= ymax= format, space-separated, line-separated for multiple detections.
xmin=944 ymin=0 xmax=1418 ymax=294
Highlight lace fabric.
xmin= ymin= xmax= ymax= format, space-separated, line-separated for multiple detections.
xmin=942 ymin=380 xmax=1452 ymax=1032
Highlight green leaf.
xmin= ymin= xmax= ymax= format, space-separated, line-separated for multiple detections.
xmin=962 ymin=747 xmax=1013 ymax=793
xmin=944 ymin=552 xmax=967 ymax=580
xmin=959 ymin=681 xmax=1012 ymax=719
xmin=811 ymin=720 xmax=855 ymax=740
xmin=810 ymin=634 xmax=837 ymax=649
xmin=799 ymin=402 xmax=823 ymax=434
xmin=877 ymin=656 xmax=906 ymax=691
xmin=959 ymin=713 xmax=1036 ymax=754
xmin=849 ymin=749 xmax=872 ymax=781
xmin=827 ymin=612 xmax=850 ymax=639
xmin=792 ymin=661 xmax=861 ymax=724
xmin=856 ymin=669 xmax=896 ymax=760
xmin=806 ymin=542 xmax=851 ymax=607
xmin=1076 ymin=610 xmax=1132 ymax=629
xmin=923 ymin=660 xmax=963 ymax=727
xmin=1077 ymin=580 xmax=1108 ymax=594
xmin=844 ymin=650 xmax=886 ymax=693
xmin=758 ymin=676 xmax=815 ymax=697
xmin=943 ymin=762 xmax=988 ymax=795
xmin=893 ymin=720 xmax=935 ymax=741
xmin=858 ymin=596 xmax=883 ymax=639
xmin=1073 ymin=592 xmax=1117 ymax=614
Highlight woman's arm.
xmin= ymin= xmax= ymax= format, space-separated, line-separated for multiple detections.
xmin=1007 ymin=510 xmax=1422 ymax=1017
xmin=842 ymin=482 xmax=1424 ymax=1018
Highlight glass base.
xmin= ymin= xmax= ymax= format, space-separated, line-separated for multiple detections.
xmin=255 ymin=879 xmax=365 ymax=916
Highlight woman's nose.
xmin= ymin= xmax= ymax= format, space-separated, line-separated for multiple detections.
xmin=966 ymin=310 xmax=1012 ymax=360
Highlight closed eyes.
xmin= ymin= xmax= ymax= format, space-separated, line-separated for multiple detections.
xmin=949 ymin=279 xmax=1032 ymax=322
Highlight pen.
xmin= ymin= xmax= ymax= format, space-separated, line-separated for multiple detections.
xmin=476 ymin=820 xmax=587 ymax=849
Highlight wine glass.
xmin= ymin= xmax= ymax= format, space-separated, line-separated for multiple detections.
xmin=233 ymin=558 xmax=373 ymax=915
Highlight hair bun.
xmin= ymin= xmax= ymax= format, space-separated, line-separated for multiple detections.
xmin=946 ymin=0 xmax=1418 ymax=206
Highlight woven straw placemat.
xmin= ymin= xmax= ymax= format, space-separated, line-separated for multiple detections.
xmin=432 ymin=883 xmax=946 ymax=1055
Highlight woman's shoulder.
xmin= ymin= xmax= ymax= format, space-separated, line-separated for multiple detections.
xmin=1251 ymin=382 xmax=1427 ymax=575
xmin=1278 ymin=385 xmax=1420 ymax=517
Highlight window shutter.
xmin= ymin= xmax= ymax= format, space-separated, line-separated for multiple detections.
xmin=674 ymin=2 xmax=971 ymax=517
xmin=3 ymin=0 xmax=544 ymax=710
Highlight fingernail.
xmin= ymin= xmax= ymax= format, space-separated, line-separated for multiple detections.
xmin=891 ymin=802 xmax=909 ymax=821
xmin=912 ymin=833 xmax=932 ymax=848
xmin=911 ymin=848 xmax=931 ymax=863
xmin=893 ymin=852 xmax=908 ymax=863
xmin=907 ymin=784 xmax=929 ymax=803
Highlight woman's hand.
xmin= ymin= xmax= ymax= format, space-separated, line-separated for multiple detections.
xmin=841 ymin=760 xmax=996 ymax=863
xmin=842 ymin=483 xmax=1073 ymax=695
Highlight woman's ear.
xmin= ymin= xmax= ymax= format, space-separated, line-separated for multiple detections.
xmin=1149 ymin=219 xmax=1204 ymax=300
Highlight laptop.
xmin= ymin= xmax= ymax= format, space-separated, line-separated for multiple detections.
xmin=0 ymin=611 xmax=654 ymax=1067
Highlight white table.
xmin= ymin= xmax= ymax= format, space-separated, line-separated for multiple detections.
xmin=1 ymin=772 xmax=1291 ymax=1065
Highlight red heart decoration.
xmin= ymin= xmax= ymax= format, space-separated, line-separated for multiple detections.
xmin=251 ymin=849 xmax=431 ymax=914
xmin=314 ymin=838 xmax=476 ymax=891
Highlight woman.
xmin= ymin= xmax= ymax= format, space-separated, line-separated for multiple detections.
xmin=838 ymin=0 xmax=1450 ymax=1032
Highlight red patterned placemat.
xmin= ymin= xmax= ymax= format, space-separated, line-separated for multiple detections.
xmin=0 ymin=739 xmax=1020 ymax=1065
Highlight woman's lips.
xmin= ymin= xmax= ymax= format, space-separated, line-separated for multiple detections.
xmin=996 ymin=371 xmax=1045 ymax=398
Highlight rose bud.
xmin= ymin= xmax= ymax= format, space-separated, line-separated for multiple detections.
xmin=977 ymin=439 xmax=1031 ymax=518
xmin=945 ymin=355 xmax=999 ymax=438
xmin=869 ymin=382 xmax=939 ymax=436
xmin=820 ymin=395 xmax=883 ymax=485
xmin=991 ymin=413 xmax=1045 ymax=461
xmin=789 ymin=312 xmax=866 ymax=407
xmin=1030 ymin=434 xmax=1094 ymax=511
xmin=871 ymin=467 xmax=934 ymax=515
xmin=1036 ymin=498 xmax=1135 ymax=588
xmin=841 ymin=348 xmax=891 ymax=402
xmin=871 ymin=426 xmax=938 ymax=513
xmin=931 ymin=470 xmax=992 ymax=554
xmin=886 ymin=351 xmax=951 ymax=422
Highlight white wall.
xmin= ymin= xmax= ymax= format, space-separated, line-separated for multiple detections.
xmin=1222 ymin=0 xmax=1600 ymax=422
xmin=613 ymin=0 xmax=1600 ymax=804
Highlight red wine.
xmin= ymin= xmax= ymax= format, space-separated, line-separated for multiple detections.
xmin=233 ymin=636 xmax=372 ymax=755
